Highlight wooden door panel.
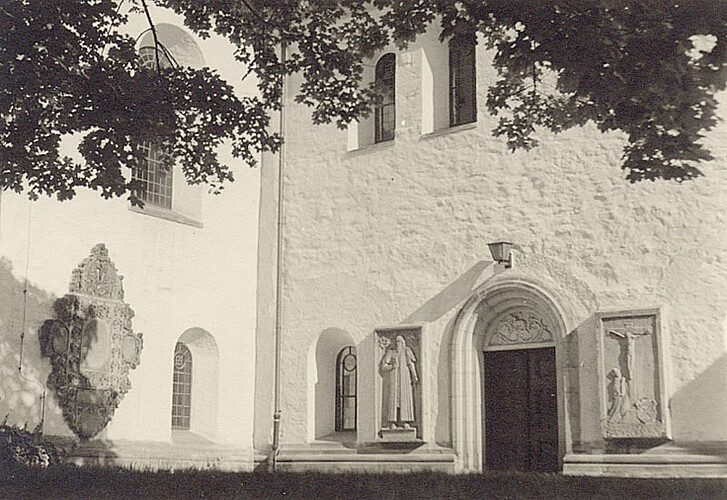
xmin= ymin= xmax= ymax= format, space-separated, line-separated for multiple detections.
xmin=484 ymin=348 xmax=558 ymax=472
xmin=527 ymin=348 xmax=558 ymax=472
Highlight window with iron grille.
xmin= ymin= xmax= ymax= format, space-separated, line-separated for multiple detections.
xmin=133 ymin=141 xmax=173 ymax=209
xmin=449 ymin=35 xmax=477 ymax=127
xmin=172 ymin=343 xmax=192 ymax=430
xmin=139 ymin=45 xmax=173 ymax=71
xmin=375 ymin=53 xmax=396 ymax=143
xmin=335 ymin=346 xmax=357 ymax=431
xmin=133 ymin=46 xmax=173 ymax=209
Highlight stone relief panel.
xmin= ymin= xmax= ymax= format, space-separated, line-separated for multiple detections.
xmin=38 ymin=244 xmax=143 ymax=439
xmin=597 ymin=310 xmax=670 ymax=440
xmin=487 ymin=310 xmax=554 ymax=347
xmin=375 ymin=326 xmax=422 ymax=442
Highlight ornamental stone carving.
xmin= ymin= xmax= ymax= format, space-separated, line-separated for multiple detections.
xmin=597 ymin=310 xmax=670 ymax=440
xmin=488 ymin=311 xmax=553 ymax=346
xmin=69 ymin=244 xmax=125 ymax=301
xmin=39 ymin=244 xmax=143 ymax=439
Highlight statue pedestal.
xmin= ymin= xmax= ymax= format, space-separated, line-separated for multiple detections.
xmin=379 ymin=426 xmax=418 ymax=442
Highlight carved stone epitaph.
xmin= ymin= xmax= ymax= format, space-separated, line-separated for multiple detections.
xmin=39 ymin=244 xmax=143 ymax=439
xmin=597 ymin=310 xmax=670 ymax=440
xmin=375 ymin=327 xmax=422 ymax=441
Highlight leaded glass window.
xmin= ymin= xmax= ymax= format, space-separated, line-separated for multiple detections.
xmin=375 ymin=54 xmax=396 ymax=143
xmin=133 ymin=46 xmax=173 ymax=209
xmin=172 ymin=343 xmax=192 ymax=430
xmin=134 ymin=141 xmax=173 ymax=209
xmin=139 ymin=45 xmax=173 ymax=71
xmin=335 ymin=346 xmax=357 ymax=431
xmin=449 ymin=35 xmax=477 ymax=127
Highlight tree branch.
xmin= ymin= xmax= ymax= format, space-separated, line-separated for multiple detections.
xmin=139 ymin=0 xmax=162 ymax=74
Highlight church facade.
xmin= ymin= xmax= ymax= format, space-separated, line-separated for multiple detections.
xmin=0 ymin=8 xmax=725 ymax=478
xmin=254 ymin=27 xmax=727 ymax=477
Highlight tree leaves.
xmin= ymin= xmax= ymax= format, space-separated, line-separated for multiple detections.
xmin=1 ymin=0 xmax=726 ymax=203
xmin=1 ymin=0 xmax=274 ymax=204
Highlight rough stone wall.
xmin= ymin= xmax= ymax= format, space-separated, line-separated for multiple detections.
xmin=268 ymin=32 xmax=727 ymax=449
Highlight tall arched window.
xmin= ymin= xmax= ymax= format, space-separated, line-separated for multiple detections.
xmin=335 ymin=346 xmax=357 ymax=431
xmin=134 ymin=45 xmax=174 ymax=208
xmin=375 ymin=53 xmax=396 ymax=143
xmin=171 ymin=343 xmax=192 ymax=430
xmin=449 ymin=34 xmax=477 ymax=127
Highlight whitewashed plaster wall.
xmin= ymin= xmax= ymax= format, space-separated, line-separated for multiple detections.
xmin=258 ymin=29 xmax=727 ymax=453
xmin=0 ymin=5 xmax=260 ymax=456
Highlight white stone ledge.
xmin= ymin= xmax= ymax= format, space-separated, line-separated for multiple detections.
xmin=129 ymin=204 xmax=203 ymax=228
xmin=565 ymin=453 xmax=727 ymax=464
xmin=419 ymin=122 xmax=478 ymax=141
xmin=346 ymin=138 xmax=397 ymax=155
xmin=564 ymin=453 xmax=727 ymax=478
xmin=276 ymin=453 xmax=456 ymax=463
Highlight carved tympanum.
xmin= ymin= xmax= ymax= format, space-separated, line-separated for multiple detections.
xmin=489 ymin=311 xmax=553 ymax=346
xmin=39 ymin=244 xmax=142 ymax=439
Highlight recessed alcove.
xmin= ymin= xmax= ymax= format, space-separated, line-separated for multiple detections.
xmin=309 ymin=328 xmax=357 ymax=442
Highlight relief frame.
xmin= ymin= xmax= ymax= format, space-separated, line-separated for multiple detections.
xmin=595 ymin=308 xmax=671 ymax=441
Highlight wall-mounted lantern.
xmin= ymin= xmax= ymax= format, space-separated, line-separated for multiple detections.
xmin=488 ymin=241 xmax=515 ymax=268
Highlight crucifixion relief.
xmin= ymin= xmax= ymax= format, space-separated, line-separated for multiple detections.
xmin=599 ymin=311 xmax=669 ymax=439
xmin=607 ymin=328 xmax=651 ymax=401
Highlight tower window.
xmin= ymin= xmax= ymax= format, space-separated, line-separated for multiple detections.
xmin=375 ymin=53 xmax=396 ymax=143
xmin=449 ymin=35 xmax=477 ymax=127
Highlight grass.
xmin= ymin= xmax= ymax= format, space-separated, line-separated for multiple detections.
xmin=0 ymin=465 xmax=725 ymax=499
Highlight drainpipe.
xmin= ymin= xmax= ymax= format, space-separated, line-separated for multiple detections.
xmin=271 ymin=40 xmax=287 ymax=472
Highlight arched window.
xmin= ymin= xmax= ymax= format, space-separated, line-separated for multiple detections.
xmin=139 ymin=45 xmax=173 ymax=71
xmin=133 ymin=24 xmax=204 ymax=214
xmin=375 ymin=53 xmax=396 ymax=143
xmin=335 ymin=346 xmax=357 ymax=431
xmin=449 ymin=34 xmax=477 ymax=127
xmin=171 ymin=343 xmax=192 ymax=430
xmin=134 ymin=45 xmax=174 ymax=208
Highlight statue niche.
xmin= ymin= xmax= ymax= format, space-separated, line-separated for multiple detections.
xmin=39 ymin=244 xmax=143 ymax=440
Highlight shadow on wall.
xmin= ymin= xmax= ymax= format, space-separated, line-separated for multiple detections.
xmin=400 ymin=261 xmax=495 ymax=447
xmin=670 ymin=353 xmax=727 ymax=447
xmin=0 ymin=257 xmax=55 ymax=428
xmin=564 ymin=324 xmax=582 ymax=452
xmin=403 ymin=261 xmax=494 ymax=324
xmin=435 ymin=313 xmax=459 ymax=447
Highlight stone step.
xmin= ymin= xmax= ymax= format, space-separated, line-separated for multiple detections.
xmin=274 ymin=448 xmax=457 ymax=473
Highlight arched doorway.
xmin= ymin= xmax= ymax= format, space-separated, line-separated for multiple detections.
xmin=450 ymin=277 xmax=571 ymax=472
xmin=481 ymin=311 xmax=558 ymax=472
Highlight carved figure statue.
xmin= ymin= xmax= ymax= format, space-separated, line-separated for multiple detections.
xmin=607 ymin=367 xmax=630 ymax=423
xmin=380 ymin=335 xmax=418 ymax=426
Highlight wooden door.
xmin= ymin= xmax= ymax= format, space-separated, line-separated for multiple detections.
xmin=484 ymin=347 xmax=558 ymax=472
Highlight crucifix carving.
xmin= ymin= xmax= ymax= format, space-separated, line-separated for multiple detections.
xmin=608 ymin=328 xmax=651 ymax=398
xmin=598 ymin=311 xmax=670 ymax=439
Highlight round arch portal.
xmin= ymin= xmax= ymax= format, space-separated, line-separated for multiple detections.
xmin=449 ymin=275 xmax=573 ymax=472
